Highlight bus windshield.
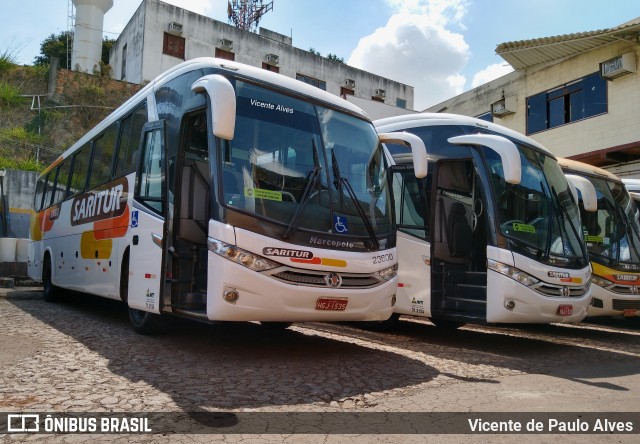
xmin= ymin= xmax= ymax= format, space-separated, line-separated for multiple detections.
xmin=580 ymin=177 xmax=640 ymax=266
xmin=220 ymin=80 xmax=391 ymax=241
xmin=484 ymin=144 xmax=587 ymax=267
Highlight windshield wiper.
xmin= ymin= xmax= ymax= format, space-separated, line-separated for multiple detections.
xmin=283 ymin=140 xmax=321 ymax=240
xmin=331 ymin=149 xmax=380 ymax=250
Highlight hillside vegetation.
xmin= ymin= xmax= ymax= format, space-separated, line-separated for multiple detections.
xmin=0 ymin=51 xmax=140 ymax=172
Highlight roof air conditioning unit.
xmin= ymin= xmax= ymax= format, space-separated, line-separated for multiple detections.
xmin=265 ymin=53 xmax=279 ymax=64
xmin=374 ymin=89 xmax=385 ymax=98
xmin=219 ymin=39 xmax=233 ymax=49
xmin=344 ymin=79 xmax=355 ymax=88
xmin=167 ymin=22 xmax=183 ymax=35
xmin=491 ymin=96 xmax=517 ymax=116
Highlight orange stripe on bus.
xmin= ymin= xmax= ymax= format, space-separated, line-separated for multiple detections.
xmin=289 ymin=257 xmax=347 ymax=267
xmin=93 ymin=206 xmax=130 ymax=240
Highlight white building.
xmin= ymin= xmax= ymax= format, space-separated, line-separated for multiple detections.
xmin=425 ymin=17 xmax=640 ymax=177
xmin=109 ymin=0 xmax=414 ymax=113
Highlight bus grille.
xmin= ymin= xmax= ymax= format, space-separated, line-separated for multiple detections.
xmin=612 ymin=299 xmax=640 ymax=310
xmin=531 ymin=282 xmax=589 ymax=298
xmin=268 ymin=268 xmax=384 ymax=289
xmin=608 ymin=284 xmax=640 ymax=295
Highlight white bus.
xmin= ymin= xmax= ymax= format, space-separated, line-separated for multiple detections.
xmin=28 ymin=58 xmax=426 ymax=334
xmin=622 ymin=178 xmax=640 ymax=206
xmin=374 ymin=113 xmax=594 ymax=328
xmin=559 ymin=158 xmax=640 ymax=318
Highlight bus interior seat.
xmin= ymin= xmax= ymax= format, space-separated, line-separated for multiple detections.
xmin=447 ymin=202 xmax=473 ymax=258
xmin=179 ymin=159 xmax=210 ymax=245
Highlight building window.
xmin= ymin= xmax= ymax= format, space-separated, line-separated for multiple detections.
xmin=526 ymin=72 xmax=607 ymax=135
xmin=215 ymin=48 xmax=235 ymax=61
xmin=396 ymin=98 xmax=407 ymax=109
xmin=371 ymin=96 xmax=384 ymax=103
xmin=340 ymin=87 xmax=354 ymax=97
xmin=262 ymin=62 xmax=279 ymax=73
xmin=163 ymin=32 xmax=185 ymax=59
xmin=121 ymin=44 xmax=127 ymax=81
xmin=296 ymin=74 xmax=326 ymax=90
xmin=476 ymin=111 xmax=493 ymax=122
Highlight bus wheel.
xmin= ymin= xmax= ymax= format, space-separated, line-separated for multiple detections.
xmin=42 ymin=257 xmax=59 ymax=303
xmin=260 ymin=321 xmax=293 ymax=331
xmin=429 ymin=317 xmax=465 ymax=330
xmin=128 ymin=308 xmax=166 ymax=335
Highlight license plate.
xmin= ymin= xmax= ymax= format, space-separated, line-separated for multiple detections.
xmin=315 ymin=297 xmax=348 ymax=311
xmin=557 ymin=304 xmax=573 ymax=316
xmin=623 ymin=309 xmax=638 ymax=317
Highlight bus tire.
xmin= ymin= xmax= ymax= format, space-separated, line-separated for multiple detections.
xmin=429 ymin=317 xmax=465 ymax=330
xmin=128 ymin=308 xmax=166 ymax=335
xmin=260 ymin=321 xmax=293 ymax=331
xmin=42 ymin=256 xmax=59 ymax=302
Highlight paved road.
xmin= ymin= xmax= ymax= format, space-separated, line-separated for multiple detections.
xmin=1 ymin=288 xmax=639 ymax=443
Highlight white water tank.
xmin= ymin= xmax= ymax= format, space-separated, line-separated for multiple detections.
xmin=71 ymin=0 xmax=114 ymax=73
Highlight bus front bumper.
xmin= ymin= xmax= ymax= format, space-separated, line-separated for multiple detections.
xmin=487 ymin=271 xmax=591 ymax=323
xmin=205 ymin=253 xmax=396 ymax=322
xmin=587 ymin=284 xmax=640 ymax=317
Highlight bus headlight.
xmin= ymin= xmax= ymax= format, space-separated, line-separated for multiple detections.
xmin=591 ymin=274 xmax=613 ymax=288
xmin=376 ymin=264 xmax=398 ymax=281
xmin=207 ymin=237 xmax=279 ymax=272
xmin=487 ymin=259 xmax=540 ymax=287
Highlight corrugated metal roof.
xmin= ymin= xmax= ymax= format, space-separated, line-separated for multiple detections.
xmin=496 ymin=17 xmax=640 ymax=69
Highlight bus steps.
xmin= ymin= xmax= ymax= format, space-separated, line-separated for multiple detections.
xmin=175 ymin=292 xmax=206 ymax=310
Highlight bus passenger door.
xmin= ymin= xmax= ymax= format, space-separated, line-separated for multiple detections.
xmin=127 ymin=121 xmax=167 ymax=314
xmin=391 ymin=167 xmax=432 ymax=317
xmin=431 ymin=160 xmax=487 ymax=322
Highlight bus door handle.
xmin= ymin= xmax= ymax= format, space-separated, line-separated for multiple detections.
xmin=132 ymin=235 xmax=139 ymax=246
xmin=151 ymin=233 xmax=163 ymax=249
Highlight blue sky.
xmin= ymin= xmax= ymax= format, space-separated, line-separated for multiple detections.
xmin=1 ymin=0 xmax=639 ymax=109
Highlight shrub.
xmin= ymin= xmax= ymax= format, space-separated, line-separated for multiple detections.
xmin=0 ymin=48 xmax=18 ymax=75
xmin=0 ymin=81 xmax=24 ymax=108
xmin=0 ymin=155 xmax=44 ymax=172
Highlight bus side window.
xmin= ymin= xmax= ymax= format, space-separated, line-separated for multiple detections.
xmin=68 ymin=143 xmax=92 ymax=196
xmin=53 ymin=160 xmax=72 ymax=204
xmin=34 ymin=177 xmax=45 ymax=211
xmin=115 ymin=103 xmax=148 ymax=177
xmin=88 ymin=124 xmax=118 ymax=190
xmin=43 ymin=171 xmax=55 ymax=209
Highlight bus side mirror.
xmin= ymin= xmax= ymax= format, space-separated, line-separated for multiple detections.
xmin=565 ymin=174 xmax=598 ymax=212
xmin=378 ymin=132 xmax=428 ymax=179
xmin=191 ymin=74 xmax=236 ymax=140
xmin=448 ymin=134 xmax=521 ymax=185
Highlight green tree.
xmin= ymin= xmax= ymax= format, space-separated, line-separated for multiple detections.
xmin=34 ymin=31 xmax=73 ymax=68
xmin=34 ymin=32 xmax=115 ymax=69
xmin=101 ymin=37 xmax=116 ymax=65
xmin=326 ymin=53 xmax=344 ymax=63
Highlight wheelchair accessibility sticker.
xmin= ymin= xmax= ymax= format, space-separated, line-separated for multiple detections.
xmin=131 ymin=210 xmax=139 ymax=228
xmin=333 ymin=215 xmax=348 ymax=233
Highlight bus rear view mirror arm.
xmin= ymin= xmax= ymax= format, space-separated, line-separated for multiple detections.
xmin=378 ymin=132 xmax=428 ymax=179
xmin=565 ymin=174 xmax=598 ymax=212
xmin=448 ymin=134 xmax=521 ymax=185
xmin=192 ymin=74 xmax=236 ymax=140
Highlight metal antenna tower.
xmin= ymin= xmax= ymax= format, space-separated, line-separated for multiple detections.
xmin=227 ymin=0 xmax=274 ymax=33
